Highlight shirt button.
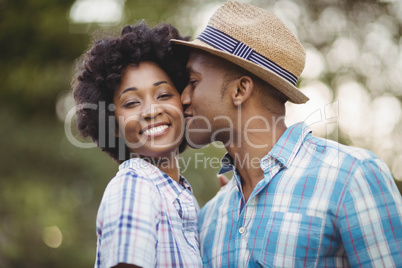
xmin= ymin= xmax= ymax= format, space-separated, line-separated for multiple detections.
xmin=239 ymin=227 xmax=245 ymax=234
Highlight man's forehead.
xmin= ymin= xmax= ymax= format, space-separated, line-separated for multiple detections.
xmin=187 ymin=50 xmax=221 ymax=69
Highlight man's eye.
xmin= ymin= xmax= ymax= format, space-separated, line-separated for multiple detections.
xmin=189 ymin=80 xmax=198 ymax=87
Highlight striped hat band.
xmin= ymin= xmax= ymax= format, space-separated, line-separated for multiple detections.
xmin=197 ymin=25 xmax=298 ymax=86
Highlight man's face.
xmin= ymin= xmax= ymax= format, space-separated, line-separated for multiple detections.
xmin=181 ymin=51 xmax=232 ymax=148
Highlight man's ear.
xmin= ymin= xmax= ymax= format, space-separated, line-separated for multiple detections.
xmin=231 ymin=76 xmax=254 ymax=107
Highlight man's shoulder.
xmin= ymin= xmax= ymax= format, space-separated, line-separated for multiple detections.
xmin=279 ymin=123 xmax=380 ymax=170
xmin=301 ymin=135 xmax=394 ymax=182
xmin=306 ymin=134 xmax=378 ymax=162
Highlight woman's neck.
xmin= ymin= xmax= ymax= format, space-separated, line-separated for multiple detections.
xmin=141 ymin=151 xmax=180 ymax=182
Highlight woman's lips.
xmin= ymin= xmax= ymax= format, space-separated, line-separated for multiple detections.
xmin=142 ymin=123 xmax=170 ymax=137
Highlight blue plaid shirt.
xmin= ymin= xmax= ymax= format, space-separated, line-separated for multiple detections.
xmin=198 ymin=122 xmax=402 ymax=267
xmin=96 ymin=158 xmax=202 ymax=268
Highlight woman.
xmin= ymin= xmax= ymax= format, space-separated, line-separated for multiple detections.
xmin=72 ymin=22 xmax=201 ymax=267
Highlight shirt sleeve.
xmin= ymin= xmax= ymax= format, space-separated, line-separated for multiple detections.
xmin=95 ymin=169 xmax=160 ymax=268
xmin=338 ymin=158 xmax=402 ymax=268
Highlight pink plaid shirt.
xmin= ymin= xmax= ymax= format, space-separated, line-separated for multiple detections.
xmin=95 ymin=158 xmax=202 ymax=267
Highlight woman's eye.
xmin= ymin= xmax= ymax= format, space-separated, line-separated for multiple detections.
xmin=124 ymin=100 xmax=140 ymax=107
xmin=158 ymin=93 xmax=173 ymax=99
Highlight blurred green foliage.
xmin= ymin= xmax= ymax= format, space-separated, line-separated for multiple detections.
xmin=0 ymin=0 xmax=401 ymax=267
xmin=0 ymin=0 xmax=218 ymax=267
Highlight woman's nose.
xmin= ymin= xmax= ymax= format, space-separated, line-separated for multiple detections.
xmin=140 ymin=100 xmax=163 ymax=119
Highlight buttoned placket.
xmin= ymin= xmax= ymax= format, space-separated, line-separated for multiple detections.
xmin=236 ymin=155 xmax=284 ymax=266
xmin=237 ymin=197 xmax=258 ymax=266
xmin=219 ymin=153 xmax=285 ymax=266
xmin=174 ymin=188 xmax=199 ymax=253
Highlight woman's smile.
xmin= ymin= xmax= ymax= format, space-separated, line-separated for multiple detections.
xmin=142 ymin=123 xmax=170 ymax=137
xmin=113 ymin=61 xmax=184 ymax=158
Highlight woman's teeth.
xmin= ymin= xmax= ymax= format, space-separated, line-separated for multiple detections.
xmin=143 ymin=125 xmax=169 ymax=135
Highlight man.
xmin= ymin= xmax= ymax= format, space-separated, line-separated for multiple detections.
xmin=172 ymin=1 xmax=402 ymax=267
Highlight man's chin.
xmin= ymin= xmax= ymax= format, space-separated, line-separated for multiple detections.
xmin=184 ymin=133 xmax=214 ymax=149
xmin=186 ymin=142 xmax=209 ymax=149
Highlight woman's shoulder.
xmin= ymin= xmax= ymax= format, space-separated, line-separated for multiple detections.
xmin=98 ymin=167 xmax=162 ymax=217
xmin=104 ymin=163 xmax=160 ymax=199
xmin=97 ymin=162 xmax=163 ymax=233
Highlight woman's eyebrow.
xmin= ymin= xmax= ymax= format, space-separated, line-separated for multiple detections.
xmin=153 ymin=81 xmax=169 ymax=86
xmin=119 ymin=87 xmax=137 ymax=99
xmin=119 ymin=81 xmax=171 ymax=98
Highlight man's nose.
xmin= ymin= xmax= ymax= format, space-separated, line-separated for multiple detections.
xmin=181 ymin=85 xmax=191 ymax=106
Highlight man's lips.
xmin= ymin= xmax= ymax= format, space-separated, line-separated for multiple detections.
xmin=184 ymin=113 xmax=193 ymax=123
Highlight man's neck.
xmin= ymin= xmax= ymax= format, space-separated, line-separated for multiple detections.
xmin=226 ymin=120 xmax=286 ymax=201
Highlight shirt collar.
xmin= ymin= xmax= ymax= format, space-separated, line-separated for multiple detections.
xmin=218 ymin=122 xmax=312 ymax=174
xmin=218 ymin=153 xmax=235 ymax=174
xmin=119 ymin=158 xmax=193 ymax=203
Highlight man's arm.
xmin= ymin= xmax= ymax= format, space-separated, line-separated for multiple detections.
xmin=338 ymin=158 xmax=402 ymax=267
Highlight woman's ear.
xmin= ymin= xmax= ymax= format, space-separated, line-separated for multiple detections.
xmin=231 ymin=76 xmax=254 ymax=107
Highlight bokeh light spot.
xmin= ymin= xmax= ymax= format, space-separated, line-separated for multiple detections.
xmin=392 ymin=155 xmax=402 ymax=182
xmin=371 ymin=95 xmax=401 ymax=136
xmin=69 ymin=0 xmax=125 ymax=24
xmin=303 ymin=46 xmax=325 ymax=79
xmin=337 ymin=80 xmax=371 ymax=140
xmin=286 ymin=81 xmax=334 ymax=137
xmin=42 ymin=226 xmax=63 ymax=249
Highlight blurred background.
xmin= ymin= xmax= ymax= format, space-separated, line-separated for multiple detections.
xmin=1 ymin=0 xmax=401 ymax=267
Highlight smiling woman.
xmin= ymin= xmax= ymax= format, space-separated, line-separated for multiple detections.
xmin=113 ymin=62 xmax=184 ymax=159
xmin=71 ymin=22 xmax=202 ymax=267
xmin=72 ymin=22 xmax=188 ymax=162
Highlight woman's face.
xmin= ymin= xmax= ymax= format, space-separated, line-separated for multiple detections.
xmin=113 ymin=61 xmax=184 ymax=158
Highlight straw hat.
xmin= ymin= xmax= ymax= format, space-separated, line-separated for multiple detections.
xmin=172 ymin=1 xmax=309 ymax=104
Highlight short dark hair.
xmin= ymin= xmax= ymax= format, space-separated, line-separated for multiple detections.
xmin=72 ymin=22 xmax=189 ymax=162
xmin=219 ymin=58 xmax=288 ymax=113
